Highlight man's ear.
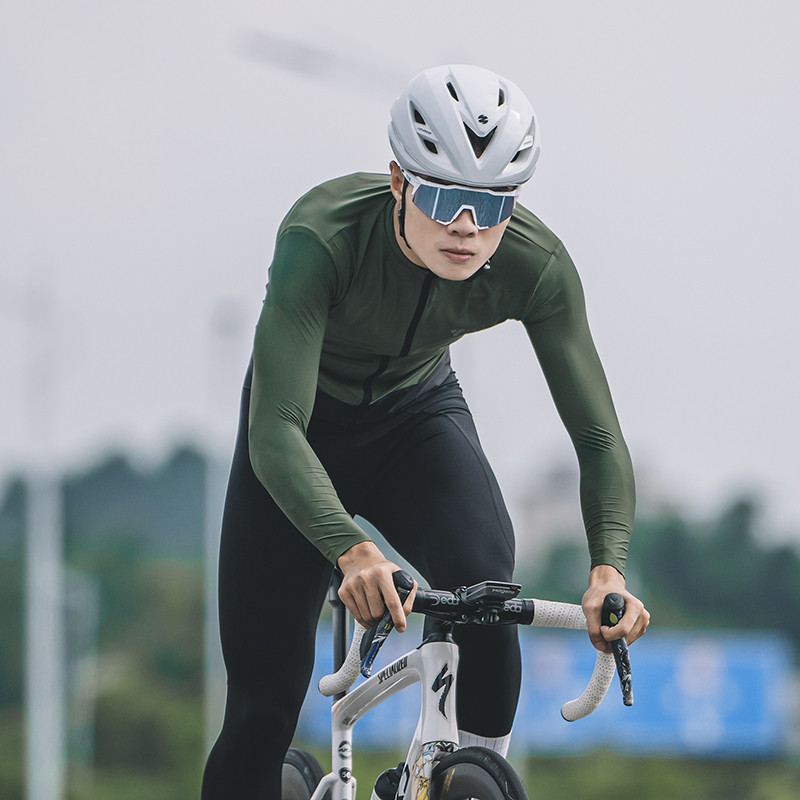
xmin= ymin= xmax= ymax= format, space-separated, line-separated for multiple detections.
xmin=389 ymin=161 xmax=405 ymax=201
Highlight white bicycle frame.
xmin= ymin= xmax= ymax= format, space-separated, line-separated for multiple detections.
xmin=311 ymin=632 xmax=462 ymax=800
xmin=307 ymin=596 xmax=618 ymax=799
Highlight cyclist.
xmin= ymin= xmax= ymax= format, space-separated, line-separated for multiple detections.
xmin=201 ymin=64 xmax=650 ymax=799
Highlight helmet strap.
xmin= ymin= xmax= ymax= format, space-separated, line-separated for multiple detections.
xmin=398 ymin=176 xmax=413 ymax=250
xmin=466 ymin=259 xmax=491 ymax=281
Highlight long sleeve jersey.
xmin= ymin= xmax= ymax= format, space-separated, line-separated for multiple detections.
xmin=249 ymin=172 xmax=635 ymax=573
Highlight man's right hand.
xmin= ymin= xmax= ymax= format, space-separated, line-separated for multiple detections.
xmin=336 ymin=541 xmax=417 ymax=632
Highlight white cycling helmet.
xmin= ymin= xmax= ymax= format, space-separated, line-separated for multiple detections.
xmin=389 ymin=64 xmax=540 ymax=188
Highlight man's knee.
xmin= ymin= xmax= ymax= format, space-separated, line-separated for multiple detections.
xmin=222 ymin=679 xmax=303 ymax=746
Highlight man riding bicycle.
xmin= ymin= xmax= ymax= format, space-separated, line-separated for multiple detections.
xmin=201 ymin=64 xmax=650 ymax=799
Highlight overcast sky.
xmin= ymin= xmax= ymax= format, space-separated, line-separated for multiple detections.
xmin=2 ymin=1 xmax=799 ymax=544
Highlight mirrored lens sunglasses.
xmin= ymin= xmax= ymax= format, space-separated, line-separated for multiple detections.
xmin=403 ymin=170 xmax=519 ymax=230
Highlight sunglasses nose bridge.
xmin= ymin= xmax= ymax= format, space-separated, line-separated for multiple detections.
xmin=446 ymin=206 xmax=481 ymax=231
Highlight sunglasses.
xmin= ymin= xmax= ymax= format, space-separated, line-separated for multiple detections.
xmin=402 ymin=170 xmax=519 ymax=230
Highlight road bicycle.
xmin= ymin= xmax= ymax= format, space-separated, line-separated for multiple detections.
xmin=282 ymin=571 xmax=632 ymax=800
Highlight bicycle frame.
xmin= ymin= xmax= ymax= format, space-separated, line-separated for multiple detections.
xmin=310 ymin=634 xmax=461 ymax=800
xmin=306 ymin=576 xmax=626 ymax=799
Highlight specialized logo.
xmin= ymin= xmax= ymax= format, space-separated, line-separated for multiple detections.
xmin=337 ymin=740 xmax=351 ymax=758
xmin=478 ymin=114 xmax=489 ymax=124
xmin=432 ymin=663 xmax=454 ymax=717
xmin=377 ymin=655 xmax=408 ymax=684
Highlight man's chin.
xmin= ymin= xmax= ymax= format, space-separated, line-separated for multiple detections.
xmin=428 ymin=259 xmax=482 ymax=281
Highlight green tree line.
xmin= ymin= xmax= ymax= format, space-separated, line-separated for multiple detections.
xmin=521 ymin=495 xmax=800 ymax=646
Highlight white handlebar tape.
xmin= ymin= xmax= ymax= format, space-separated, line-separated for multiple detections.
xmin=560 ymin=650 xmax=616 ymax=721
xmin=530 ymin=599 xmax=588 ymax=630
xmin=318 ymin=623 xmax=366 ymax=697
xmin=530 ymin=600 xmax=617 ymax=721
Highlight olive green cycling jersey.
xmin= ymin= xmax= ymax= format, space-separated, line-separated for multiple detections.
xmin=249 ymin=173 xmax=635 ymax=572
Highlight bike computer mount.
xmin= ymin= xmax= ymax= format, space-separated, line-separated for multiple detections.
xmin=457 ymin=581 xmax=521 ymax=624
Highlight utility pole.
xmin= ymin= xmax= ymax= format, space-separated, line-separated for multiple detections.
xmin=24 ymin=278 xmax=66 ymax=800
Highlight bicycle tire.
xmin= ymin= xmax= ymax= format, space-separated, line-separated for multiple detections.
xmin=281 ymin=747 xmax=330 ymax=800
xmin=430 ymin=746 xmax=528 ymax=800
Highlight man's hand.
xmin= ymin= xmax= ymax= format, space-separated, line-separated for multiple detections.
xmin=582 ymin=564 xmax=650 ymax=652
xmin=337 ymin=541 xmax=417 ymax=632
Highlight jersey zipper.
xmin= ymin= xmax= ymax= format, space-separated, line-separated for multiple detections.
xmin=360 ymin=272 xmax=435 ymax=407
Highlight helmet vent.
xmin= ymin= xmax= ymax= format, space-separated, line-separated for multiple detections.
xmin=446 ymin=82 xmax=459 ymax=101
xmin=423 ymin=139 xmax=438 ymax=154
xmin=464 ymin=124 xmax=496 ymax=158
xmin=413 ymin=107 xmax=427 ymax=125
xmin=498 ymin=88 xmax=506 ymax=106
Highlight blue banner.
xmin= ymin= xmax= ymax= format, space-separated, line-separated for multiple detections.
xmin=295 ymin=623 xmax=793 ymax=758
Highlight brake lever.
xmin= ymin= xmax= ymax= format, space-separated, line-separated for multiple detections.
xmin=602 ymin=593 xmax=633 ymax=706
xmin=358 ymin=570 xmax=415 ymax=678
xmin=359 ymin=612 xmax=394 ymax=677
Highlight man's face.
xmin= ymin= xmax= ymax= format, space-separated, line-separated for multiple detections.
xmin=389 ymin=162 xmax=512 ymax=281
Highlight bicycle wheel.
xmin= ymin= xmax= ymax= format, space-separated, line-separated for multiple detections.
xmin=281 ymin=747 xmax=330 ymax=800
xmin=430 ymin=746 xmax=528 ymax=800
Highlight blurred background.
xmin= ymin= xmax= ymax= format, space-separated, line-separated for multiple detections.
xmin=2 ymin=1 xmax=799 ymax=798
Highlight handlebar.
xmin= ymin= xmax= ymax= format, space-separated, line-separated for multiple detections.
xmin=319 ymin=573 xmax=631 ymax=721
